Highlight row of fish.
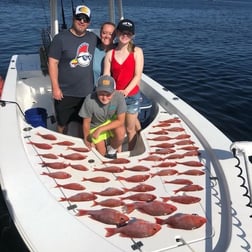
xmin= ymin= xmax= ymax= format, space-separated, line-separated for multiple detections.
xmin=26 ymin=116 xmax=208 ymax=240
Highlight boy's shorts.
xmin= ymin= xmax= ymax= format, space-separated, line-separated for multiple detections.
xmin=90 ymin=119 xmax=114 ymax=144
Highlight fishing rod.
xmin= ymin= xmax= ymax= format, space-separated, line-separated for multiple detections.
xmin=60 ymin=0 xmax=67 ymax=29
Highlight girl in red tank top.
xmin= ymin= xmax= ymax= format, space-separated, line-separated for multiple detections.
xmin=110 ymin=49 xmax=139 ymax=96
xmin=104 ymin=19 xmax=144 ymax=151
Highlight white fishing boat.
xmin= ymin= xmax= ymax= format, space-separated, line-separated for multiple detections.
xmin=0 ymin=1 xmax=251 ymax=251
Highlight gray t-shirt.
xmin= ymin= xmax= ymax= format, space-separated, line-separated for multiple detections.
xmin=79 ymin=91 xmax=127 ymax=128
xmin=48 ymin=30 xmax=97 ymax=97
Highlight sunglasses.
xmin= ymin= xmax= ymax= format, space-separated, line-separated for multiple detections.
xmin=75 ymin=14 xmax=90 ymax=23
xmin=119 ymin=31 xmax=133 ymax=36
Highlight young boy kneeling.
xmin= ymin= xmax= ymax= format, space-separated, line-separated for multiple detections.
xmin=79 ymin=75 xmax=126 ymax=158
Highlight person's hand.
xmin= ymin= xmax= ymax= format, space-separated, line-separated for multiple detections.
xmin=118 ymin=89 xmax=129 ymax=97
xmin=53 ymin=87 xmax=63 ymax=100
xmin=92 ymin=128 xmax=102 ymax=140
xmin=84 ymin=137 xmax=92 ymax=150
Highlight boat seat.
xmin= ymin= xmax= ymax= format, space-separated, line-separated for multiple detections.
xmin=138 ymin=93 xmax=153 ymax=129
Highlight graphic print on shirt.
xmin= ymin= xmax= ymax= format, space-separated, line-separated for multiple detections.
xmin=70 ymin=42 xmax=92 ymax=68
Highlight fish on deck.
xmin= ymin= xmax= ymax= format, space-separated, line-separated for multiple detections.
xmin=105 ymin=218 xmax=161 ymax=238
xmin=123 ymin=200 xmax=177 ymax=216
xmin=76 ymin=208 xmax=129 ymax=225
xmin=59 ymin=192 xmax=97 ymax=202
xmin=174 ymin=184 xmax=204 ymax=194
xmin=156 ymin=213 xmax=207 ymax=230
xmin=41 ymin=171 xmax=71 ymax=179
xmin=161 ymin=194 xmax=201 ymax=204
xmin=55 ymin=183 xmax=85 ymax=191
xmin=82 ymin=176 xmax=110 ymax=183
xmin=93 ymin=187 xmax=125 ymax=196
xmin=52 ymin=140 xmax=75 ymax=146
xmin=59 ymin=153 xmax=87 ymax=160
xmin=121 ymin=193 xmax=157 ymax=202
xmin=116 ymin=174 xmax=150 ymax=183
xmin=28 ymin=141 xmax=52 ymax=150
xmin=36 ymin=132 xmax=57 ymax=140
xmin=102 ymin=158 xmax=130 ymax=164
xmin=40 ymin=161 xmax=68 ymax=169
xmin=123 ymin=184 xmax=156 ymax=193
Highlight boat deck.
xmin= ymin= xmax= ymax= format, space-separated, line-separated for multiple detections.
xmin=20 ymin=105 xmax=219 ymax=252
xmin=1 ymin=54 xmax=251 ymax=251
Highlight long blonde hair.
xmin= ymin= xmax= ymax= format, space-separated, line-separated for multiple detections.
xmin=128 ymin=40 xmax=135 ymax=52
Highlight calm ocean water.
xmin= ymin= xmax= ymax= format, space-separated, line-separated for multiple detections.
xmin=0 ymin=0 xmax=251 ymax=249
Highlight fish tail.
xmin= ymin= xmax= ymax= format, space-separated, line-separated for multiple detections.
xmin=40 ymin=162 xmax=46 ymax=167
xmin=105 ymin=227 xmax=117 ymax=237
xmin=122 ymin=187 xmax=129 ymax=193
xmin=59 ymin=197 xmax=67 ymax=202
xmin=76 ymin=209 xmax=88 ymax=217
xmin=123 ymin=204 xmax=135 ymax=214
xmin=160 ymin=196 xmax=170 ymax=202
xmin=155 ymin=217 xmax=166 ymax=225
xmin=91 ymin=201 xmax=98 ymax=207
xmin=116 ymin=176 xmax=124 ymax=181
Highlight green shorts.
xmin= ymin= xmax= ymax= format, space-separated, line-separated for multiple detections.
xmin=90 ymin=119 xmax=114 ymax=144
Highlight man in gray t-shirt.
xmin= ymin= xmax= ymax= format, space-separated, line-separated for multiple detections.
xmin=79 ymin=75 xmax=126 ymax=157
xmin=48 ymin=5 xmax=97 ymax=134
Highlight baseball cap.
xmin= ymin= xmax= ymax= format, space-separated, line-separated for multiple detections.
xmin=96 ymin=75 xmax=115 ymax=94
xmin=74 ymin=5 xmax=91 ymax=19
xmin=117 ymin=19 xmax=135 ymax=34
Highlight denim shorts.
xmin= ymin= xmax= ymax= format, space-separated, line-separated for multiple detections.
xmin=125 ymin=92 xmax=142 ymax=114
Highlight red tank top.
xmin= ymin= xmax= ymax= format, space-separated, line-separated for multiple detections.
xmin=111 ymin=49 xmax=139 ymax=96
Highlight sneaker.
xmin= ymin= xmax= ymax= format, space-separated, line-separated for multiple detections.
xmin=105 ymin=153 xmax=117 ymax=159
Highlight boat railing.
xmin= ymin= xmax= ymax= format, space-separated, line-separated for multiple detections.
xmin=230 ymin=141 xmax=252 ymax=208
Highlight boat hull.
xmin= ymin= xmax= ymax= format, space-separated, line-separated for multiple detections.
xmin=0 ymin=54 xmax=251 ymax=252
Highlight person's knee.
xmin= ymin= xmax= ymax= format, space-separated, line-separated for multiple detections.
xmin=126 ymin=125 xmax=136 ymax=136
xmin=113 ymin=126 xmax=126 ymax=140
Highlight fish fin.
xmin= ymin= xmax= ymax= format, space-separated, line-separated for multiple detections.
xmin=105 ymin=227 xmax=117 ymax=237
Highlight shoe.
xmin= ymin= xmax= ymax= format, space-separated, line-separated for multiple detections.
xmin=105 ymin=153 xmax=117 ymax=159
